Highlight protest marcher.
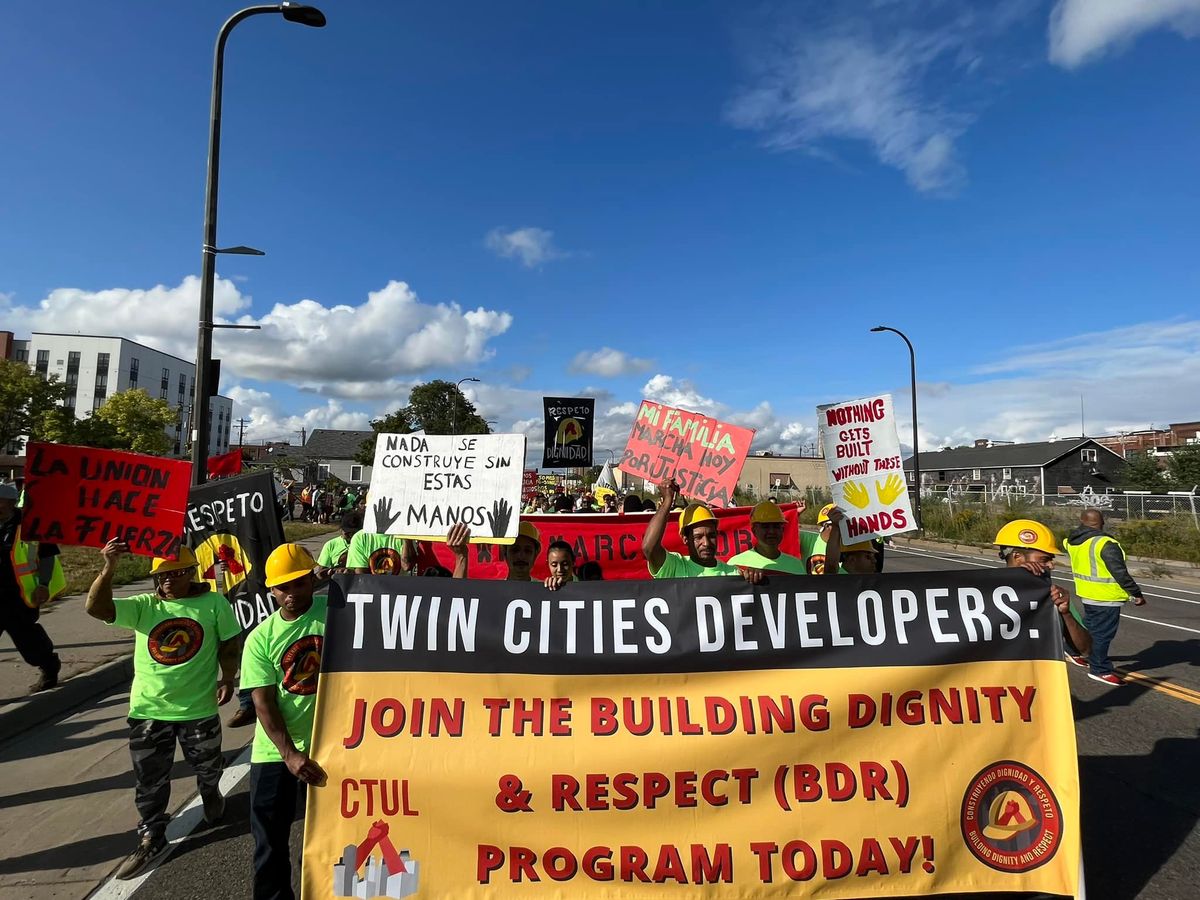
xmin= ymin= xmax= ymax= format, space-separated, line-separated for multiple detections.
xmin=552 ymin=494 xmax=573 ymax=513
xmin=621 ymin=495 xmax=643 ymax=513
xmin=241 ymin=543 xmax=326 ymax=900
xmin=821 ymin=508 xmax=875 ymax=575
xmin=315 ymin=510 xmax=363 ymax=580
xmin=995 ymin=519 xmax=1092 ymax=662
xmin=87 ymin=541 xmax=240 ymax=879
xmin=0 ymin=482 xmax=66 ymax=692
xmin=643 ymin=479 xmax=764 ymax=582
xmin=727 ymin=500 xmax=807 ymax=574
xmin=800 ymin=502 xmax=837 ymax=574
xmin=347 ymin=530 xmax=414 ymax=576
xmin=504 ymin=521 xmax=542 ymax=581
xmin=298 ymin=485 xmax=313 ymax=522
xmin=1064 ymin=509 xmax=1146 ymax=685
xmin=543 ymin=540 xmax=575 ymax=590
xmin=578 ymin=560 xmax=604 ymax=580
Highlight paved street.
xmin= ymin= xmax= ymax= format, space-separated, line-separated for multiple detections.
xmin=1 ymin=546 xmax=1196 ymax=900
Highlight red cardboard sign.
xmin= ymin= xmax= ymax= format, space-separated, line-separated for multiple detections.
xmin=22 ymin=443 xmax=192 ymax=558
xmin=617 ymin=400 xmax=755 ymax=508
xmin=428 ymin=503 xmax=800 ymax=580
xmin=522 ymin=468 xmax=538 ymax=496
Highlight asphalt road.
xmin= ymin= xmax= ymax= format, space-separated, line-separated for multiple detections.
xmin=12 ymin=547 xmax=1200 ymax=900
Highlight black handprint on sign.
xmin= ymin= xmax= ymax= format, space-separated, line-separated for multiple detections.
xmin=373 ymin=496 xmax=400 ymax=532
xmin=488 ymin=498 xmax=512 ymax=538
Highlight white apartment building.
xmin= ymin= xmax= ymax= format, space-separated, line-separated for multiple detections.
xmin=12 ymin=332 xmax=233 ymax=457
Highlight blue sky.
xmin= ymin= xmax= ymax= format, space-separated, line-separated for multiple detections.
xmin=3 ymin=0 xmax=1199 ymax=457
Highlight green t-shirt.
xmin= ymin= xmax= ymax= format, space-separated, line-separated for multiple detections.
xmin=650 ymin=551 xmax=739 ymax=579
xmin=111 ymin=589 xmax=240 ymax=722
xmin=240 ymin=596 xmax=328 ymax=764
xmin=317 ymin=535 xmax=351 ymax=568
xmin=346 ymin=532 xmax=409 ymax=572
xmin=727 ymin=547 xmax=808 ymax=574
xmin=799 ymin=531 xmax=829 ymax=574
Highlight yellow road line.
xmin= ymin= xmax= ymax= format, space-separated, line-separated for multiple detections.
xmin=1114 ymin=668 xmax=1200 ymax=706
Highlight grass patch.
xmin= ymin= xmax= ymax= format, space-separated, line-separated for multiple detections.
xmin=283 ymin=522 xmax=339 ymax=542
xmin=58 ymin=545 xmax=151 ymax=596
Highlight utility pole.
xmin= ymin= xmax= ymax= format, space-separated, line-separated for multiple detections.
xmin=295 ymin=428 xmax=306 ymax=446
xmin=236 ymin=417 xmax=248 ymax=447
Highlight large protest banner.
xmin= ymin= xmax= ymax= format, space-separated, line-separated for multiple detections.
xmin=427 ymin=503 xmax=801 ymax=580
xmin=21 ymin=442 xmax=191 ymax=558
xmin=542 ymin=397 xmax=594 ymax=468
xmin=364 ymin=433 xmax=527 ymax=543
xmin=618 ymin=401 xmax=755 ymax=508
xmin=817 ymin=394 xmax=916 ymax=543
xmin=302 ymin=569 xmax=1080 ymax=899
xmin=184 ymin=470 xmax=284 ymax=630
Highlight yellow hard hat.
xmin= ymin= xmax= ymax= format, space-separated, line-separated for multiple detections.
xmin=982 ymin=790 xmax=1038 ymax=840
xmin=842 ymin=541 xmax=875 ymax=554
xmin=264 ymin=543 xmax=317 ymax=588
xmin=517 ymin=520 xmax=541 ymax=549
xmin=678 ymin=503 xmax=717 ymax=536
xmin=817 ymin=503 xmax=837 ymax=525
xmin=150 ymin=545 xmax=199 ymax=576
xmin=750 ymin=501 xmax=786 ymax=525
xmin=994 ymin=519 xmax=1059 ymax=556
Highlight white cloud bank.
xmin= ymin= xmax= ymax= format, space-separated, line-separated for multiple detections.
xmin=485 ymin=227 xmax=568 ymax=268
xmin=1049 ymin=0 xmax=1200 ymax=68
xmin=568 ymin=347 xmax=653 ymax=377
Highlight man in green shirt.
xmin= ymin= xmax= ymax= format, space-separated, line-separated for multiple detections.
xmin=642 ymin=479 xmax=763 ymax=582
xmin=798 ymin=502 xmax=837 ymax=574
xmin=242 ymin=542 xmax=327 ymax=900
xmin=315 ymin=510 xmax=362 ymax=580
xmin=728 ymin=500 xmax=808 ymax=574
xmin=87 ymin=541 xmax=241 ymax=880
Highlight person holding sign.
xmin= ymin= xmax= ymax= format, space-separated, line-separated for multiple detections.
xmin=0 ymin=482 xmax=66 ymax=693
xmin=504 ymin=520 xmax=543 ymax=581
xmin=642 ymin=479 xmax=764 ymax=582
xmin=799 ymin=502 xmax=837 ymax=574
xmin=727 ymin=500 xmax=808 ymax=574
xmin=542 ymin=539 xmax=576 ymax=590
xmin=241 ymin=543 xmax=328 ymax=900
xmin=86 ymin=541 xmax=241 ymax=880
xmin=821 ymin=508 xmax=877 ymax=575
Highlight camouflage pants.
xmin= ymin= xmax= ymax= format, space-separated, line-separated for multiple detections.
xmin=128 ymin=715 xmax=224 ymax=840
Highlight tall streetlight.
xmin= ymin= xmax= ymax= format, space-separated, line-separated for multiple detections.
xmin=452 ymin=377 xmax=481 ymax=434
xmin=191 ymin=3 xmax=326 ymax=485
xmin=871 ymin=325 xmax=922 ymax=529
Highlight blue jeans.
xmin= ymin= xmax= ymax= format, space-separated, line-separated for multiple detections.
xmin=1083 ymin=603 xmax=1123 ymax=676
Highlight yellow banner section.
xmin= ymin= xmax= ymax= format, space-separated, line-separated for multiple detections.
xmin=302 ymin=662 xmax=1079 ymax=899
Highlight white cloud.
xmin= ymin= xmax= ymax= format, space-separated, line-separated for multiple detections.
xmin=569 ymin=347 xmax=653 ymax=377
xmin=484 ymin=227 xmax=567 ymax=268
xmin=1049 ymin=0 xmax=1200 ymax=68
xmin=3 ymin=276 xmax=512 ymax=397
xmin=641 ymin=374 xmax=720 ymax=413
xmin=226 ymin=385 xmax=371 ymax=444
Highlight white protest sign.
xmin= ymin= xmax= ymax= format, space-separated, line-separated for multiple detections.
xmin=363 ymin=432 xmax=527 ymax=544
xmin=817 ymin=393 xmax=915 ymax=542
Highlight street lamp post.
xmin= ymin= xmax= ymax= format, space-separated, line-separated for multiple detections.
xmin=190 ymin=3 xmax=326 ymax=485
xmin=871 ymin=325 xmax=922 ymax=529
xmin=452 ymin=377 xmax=481 ymax=434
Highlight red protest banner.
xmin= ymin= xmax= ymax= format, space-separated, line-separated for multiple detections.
xmin=206 ymin=448 xmax=243 ymax=477
xmin=22 ymin=443 xmax=192 ymax=559
xmin=617 ymin=400 xmax=755 ymax=507
xmin=429 ymin=503 xmax=800 ymax=580
xmin=522 ymin=468 xmax=538 ymax=497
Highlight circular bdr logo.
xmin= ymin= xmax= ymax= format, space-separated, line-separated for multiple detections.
xmin=1018 ymin=529 xmax=1039 ymax=544
xmin=147 ymin=618 xmax=204 ymax=666
xmin=368 ymin=547 xmax=403 ymax=575
xmin=961 ymin=760 xmax=1063 ymax=873
xmin=281 ymin=635 xmax=323 ymax=695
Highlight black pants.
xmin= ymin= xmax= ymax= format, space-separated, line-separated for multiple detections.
xmin=250 ymin=761 xmax=301 ymax=900
xmin=0 ymin=590 xmax=57 ymax=670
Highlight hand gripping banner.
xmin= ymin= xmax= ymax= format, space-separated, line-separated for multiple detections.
xmin=302 ymin=569 xmax=1081 ymax=899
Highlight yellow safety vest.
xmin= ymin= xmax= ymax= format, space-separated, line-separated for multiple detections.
xmin=9 ymin=526 xmax=68 ymax=609
xmin=1064 ymin=535 xmax=1129 ymax=603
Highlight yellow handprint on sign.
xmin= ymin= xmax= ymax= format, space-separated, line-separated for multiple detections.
xmin=843 ymin=481 xmax=871 ymax=509
xmin=876 ymin=474 xmax=906 ymax=505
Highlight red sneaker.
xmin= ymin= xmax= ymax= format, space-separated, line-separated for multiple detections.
xmin=1065 ymin=654 xmax=1088 ymax=668
xmin=1087 ymin=672 xmax=1123 ymax=686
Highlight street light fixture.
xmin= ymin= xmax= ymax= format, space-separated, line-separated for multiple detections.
xmin=870 ymin=325 xmax=922 ymax=529
xmin=452 ymin=377 xmax=481 ymax=434
xmin=191 ymin=3 xmax=326 ymax=486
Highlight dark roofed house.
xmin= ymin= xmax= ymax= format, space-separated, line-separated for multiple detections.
xmin=904 ymin=438 xmax=1127 ymax=497
xmin=295 ymin=429 xmax=375 ymax=485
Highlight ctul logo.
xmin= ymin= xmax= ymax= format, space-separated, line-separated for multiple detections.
xmin=961 ymin=760 xmax=1063 ymax=873
xmin=332 ymin=820 xmax=419 ymax=898
xmin=280 ymin=635 xmax=323 ymax=695
xmin=147 ymin=618 xmax=203 ymax=666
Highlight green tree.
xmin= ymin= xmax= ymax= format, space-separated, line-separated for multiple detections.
xmin=1121 ymin=450 xmax=1166 ymax=492
xmin=0 ymin=359 xmax=70 ymax=451
xmin=91 ymin=389 xmax=178 ymax=454
xmin=34 ymin=405 xmax=120 ymax=448
xmin=354 ymin=380 xmax=490 ymax=464
xmin=1166 ymin=445 xmax=1200 ymax=491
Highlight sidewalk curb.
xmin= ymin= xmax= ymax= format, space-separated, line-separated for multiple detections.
xmin=0 ymin=655 xmax=132 ymax=744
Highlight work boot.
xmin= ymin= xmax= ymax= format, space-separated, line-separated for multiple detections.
xmin=199 ymin=790 xmax=226 ymax=829
xmin=226 ymin=705 xmax=256 ymax=728
xmin=30 ymin=656 xmax=61 ymax=693
xmin=115 ymin=835 xmax=168 ymax=880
